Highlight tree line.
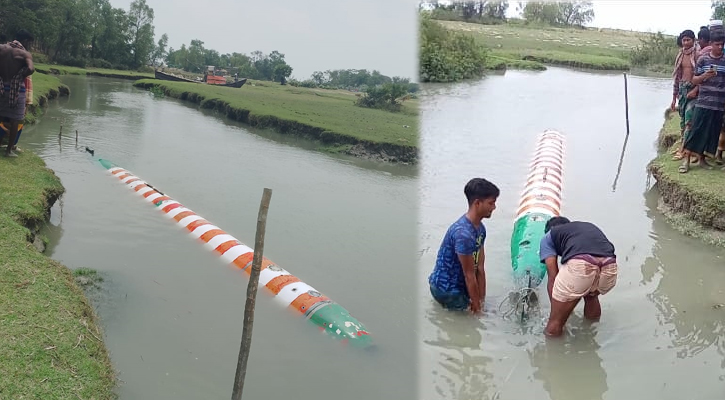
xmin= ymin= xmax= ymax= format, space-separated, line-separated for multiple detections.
xmin=422 ymin=1 xmax=595 ymax=28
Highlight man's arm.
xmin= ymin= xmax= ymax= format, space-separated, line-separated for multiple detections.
xmin=544 ymin=256 xmax=559 ymax=302
xmin=692 ymin=56 xmax=712 ymax=86
xmin=539 ymin=232 xmax=559 ymax=302
xmin=457 ymin=254 xmax=481 ymax=314
xmin=12 ymin=48 xmax=34 ymax=76
xmin=475 ymin=246 xmax=486 ymax=305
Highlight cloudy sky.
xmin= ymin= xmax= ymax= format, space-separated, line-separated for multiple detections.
xmin=109 ymin=0 xmax=716 ymax=81
xmin=110 ymin=0 xmax=419 ymax=81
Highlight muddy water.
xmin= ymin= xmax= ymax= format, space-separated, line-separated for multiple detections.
xmin=419 ymin=67 xmax=725 ymax=400
xmin=23 ymin=76 xmax=418 ymax=399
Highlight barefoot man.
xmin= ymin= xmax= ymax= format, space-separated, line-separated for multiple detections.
xmin=680 ymin=30 xmax=725 ymax=173
xmin=539 ymin=217 xmax=618 ymax=337
xmin=0 ymin=39 xmax=34 ymax=157
xmin=672 ymin=30 xmax=699 ymax=161
xmin=428 ymin=178 xmax=499 ymax=315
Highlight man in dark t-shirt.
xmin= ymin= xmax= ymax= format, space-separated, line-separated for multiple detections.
xmin=539 ymin=216 xmax=618 ymax=337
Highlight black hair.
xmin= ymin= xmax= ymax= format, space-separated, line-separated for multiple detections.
xmin=464 ymin=178 xmax=499 ymax=206
xmin=544 ymin=216 xmax=571 ymax=233
xmin=14 ymin=29 xmax=33 ymax=43
xmin=699 ymin=27 xmax=711 ymax=41
xmin=711 ymin=29 xmax=725 ymax=43
xmin=0 ymin=33 xmax=6 ymax=43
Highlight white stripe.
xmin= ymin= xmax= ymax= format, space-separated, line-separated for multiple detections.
xmin=531 ymin=155 xmax=563 ymax=164
xmin=206 ymin=234 xmax=237 ymax=250
xmin=275 ymin=282 xmax=315 ymax=307
xmin=220 ymin=245 xmax=253 ymax=264
xmin=108 ymin=167 xmax=124 ymax=174
xmin=530 ymin=161 xmax=563 ymax=170
xmin=533 ymin=149 xmax=563 ymax=159
xmin=524 ymin=181 xmax=561 ymax=194
xmin=178 ymin=214 xmax=205 ymax=228
xmin=521 ymin=187 xmax=561 ymax=202
xmin=190 ymin=224 xmax=220 ymax=239
xmin=259 ymin=267 xmax=291 ymax=286
xmin=527 ymin=173 xmax=563 ymax=186
xmin=166 ymin=206 xmax=192 ymax=219
xmin=136 ymin=186 xmax=155 ymax=197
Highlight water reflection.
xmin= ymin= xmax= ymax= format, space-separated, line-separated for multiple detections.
xmin=643 ymin=188 xmax=725 ymax=371
xmin=424 ymin=302 xmax=495 ymax=400
xmin=529 ymin=320 xmax=608 ymax=400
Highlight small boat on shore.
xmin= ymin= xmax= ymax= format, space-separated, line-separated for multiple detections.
xmin=154 ymin=70 xmax=247 ymax=88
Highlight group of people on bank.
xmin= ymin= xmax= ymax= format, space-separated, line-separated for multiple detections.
xmin=672 ymin=21 xmax=725 ymax=173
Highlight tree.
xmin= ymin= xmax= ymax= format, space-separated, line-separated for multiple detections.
xmin=713 ymin=1 xmax=725 ymax=20
xmin=557 ymin=1 xmax=594 ymax=26
xmin=273 ymin=64 xmax=293 ymax=84
xmin=152 ymin=33 xmax=168 ymax=67
xmin=128 ymin=0 xmax=155 ymax=67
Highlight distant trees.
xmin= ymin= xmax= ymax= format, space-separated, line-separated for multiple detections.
xmin=426 ymin=1 xmax=510 ymax=23
xmin=522 ymin=1 xmax=594 ymax=27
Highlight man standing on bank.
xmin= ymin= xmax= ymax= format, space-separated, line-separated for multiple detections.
xmin=539 ymin=217 xmax=618 ymax=337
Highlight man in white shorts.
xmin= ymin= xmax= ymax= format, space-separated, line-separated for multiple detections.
xmin=539 ymin=216 xmax=618 ymax=337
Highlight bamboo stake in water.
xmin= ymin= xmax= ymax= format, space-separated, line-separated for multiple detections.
xmin=75 ymin=130 xmax=78 ymax=144
xmin=624 ymin=72 xmax=630 ymax=136
xmin=231 ymin=188 xmax=273 ymax=400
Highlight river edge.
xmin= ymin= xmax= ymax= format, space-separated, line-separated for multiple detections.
xmin=0 ymin=73 xmax=117 ymax=398
xmin=132 ymin=80 xmax=419 ymax=165
xmin=647 ymin=109 xmax=725 ymax=248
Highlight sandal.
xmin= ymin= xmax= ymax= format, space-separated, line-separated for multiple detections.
xmin=679 ymin=164 xmax=689 ymax=173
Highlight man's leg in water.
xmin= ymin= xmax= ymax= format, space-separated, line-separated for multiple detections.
xmin=583 ymin=293 xmax=601 ymax=320
xmin=546 ymin=297 xmax=580 ymax=336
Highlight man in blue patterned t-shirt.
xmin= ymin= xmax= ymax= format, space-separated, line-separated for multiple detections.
xmin=428 ymin=178 xmax=500 ymax=315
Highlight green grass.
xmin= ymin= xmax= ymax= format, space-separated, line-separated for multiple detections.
xmin=437 ymin=20 xmax=661 ymax=71
xmin=647 ymin=111 xmax=725 ymax=246
xmin=134 ymin=79 xmax=418 ymax=150
xmin=24 ymin=72 xmax=70 ymax=125
xmin=0 ymin=153 xmax=116 ymax=399
xmin=35 ymin=63 xmax=154 ymax=80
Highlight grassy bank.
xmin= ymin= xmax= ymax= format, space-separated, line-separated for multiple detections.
xmin=0 ymin=153 xmax=116 ymax=398
xmin=647 ymin=111 xmax=725 ymax=247
xmin=36 ymin=63 xmax=154 ymax=80
xmin=438 ymin=20 xmax=671 ymax=72
xmin=25 ymin=72 xmax=70 ymax=125
xmin=0 ymin=71 xmax=117 ymax=398
xmin=134 ymin=79 xmax=419 ymax=163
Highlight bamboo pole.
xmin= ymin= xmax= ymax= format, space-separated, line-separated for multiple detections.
xmin=624 ymin=72 xmax=630 ymax=136
xmin=231 ymin=188 xmax=272 ymax=400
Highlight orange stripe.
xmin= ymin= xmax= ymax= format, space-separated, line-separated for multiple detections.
xmin=173 ymin=211 xmax=196 ymax=222
xmin=154 ymin=195 xmax=171 ymax=203
xmin=527 ymin=176 xmax=562 ymax=191
xmin=266 ymin=275 xmax=301 ymax=294
xmin=215 ymin=240 xmax=240 ymax=254
xmin=519 ymin=194 xmax=561 ymax=209
xmin=111 ymin=169 xmax=126 ymax=175
xmin=134 ymin=184 xmax=149 ymax=192
xmin=117 ymin=173 xmax=131 ymax=180
xmin=126 ymin=178 xmax=141 ymax=185
xmin=162 ymin=202 xmax=182 ymax=213
xmin=186 ymin=219 xmax=210 ymax=231
xmin=530 ymin=165 xmax=563 ymax=177
xmin=243 ymin=257 xmax=275 ymax=275
xmin=517 ymin=203 xmax=559 ymax=216
xmin=232 ymin=252 xmax=254 ymax=270
xmin=200 ymin=229 xmax=226 ymax=243
xmin=142 ymin=189 xmax=159 ymax=198
xmin=290 ymin=293 xmax=331 ymax=314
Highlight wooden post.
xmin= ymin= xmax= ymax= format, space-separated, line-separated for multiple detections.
xmin=231 ymin=188 xmax=272 ymax=400
xmin=623 ymin=72 xmax=630 ymax=136
xmin=59 ymin=124 xmax=62 ymax=137
xmin=75 ymin=130 xmax=78 ymax=145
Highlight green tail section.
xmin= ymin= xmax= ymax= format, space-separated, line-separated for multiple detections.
xmin=308 ymin=303 xmax=373 ymax=348
xmin=510 ymin=212 xmax=552 ymax=289
xmin=98 ymin=159 xmax=114 ymax=169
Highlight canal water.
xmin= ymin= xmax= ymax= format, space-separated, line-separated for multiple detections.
xmin=419 ymin=66 xmax=725 ymax=400
xmin=23 ymin=76 xmax=418 ymax=399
